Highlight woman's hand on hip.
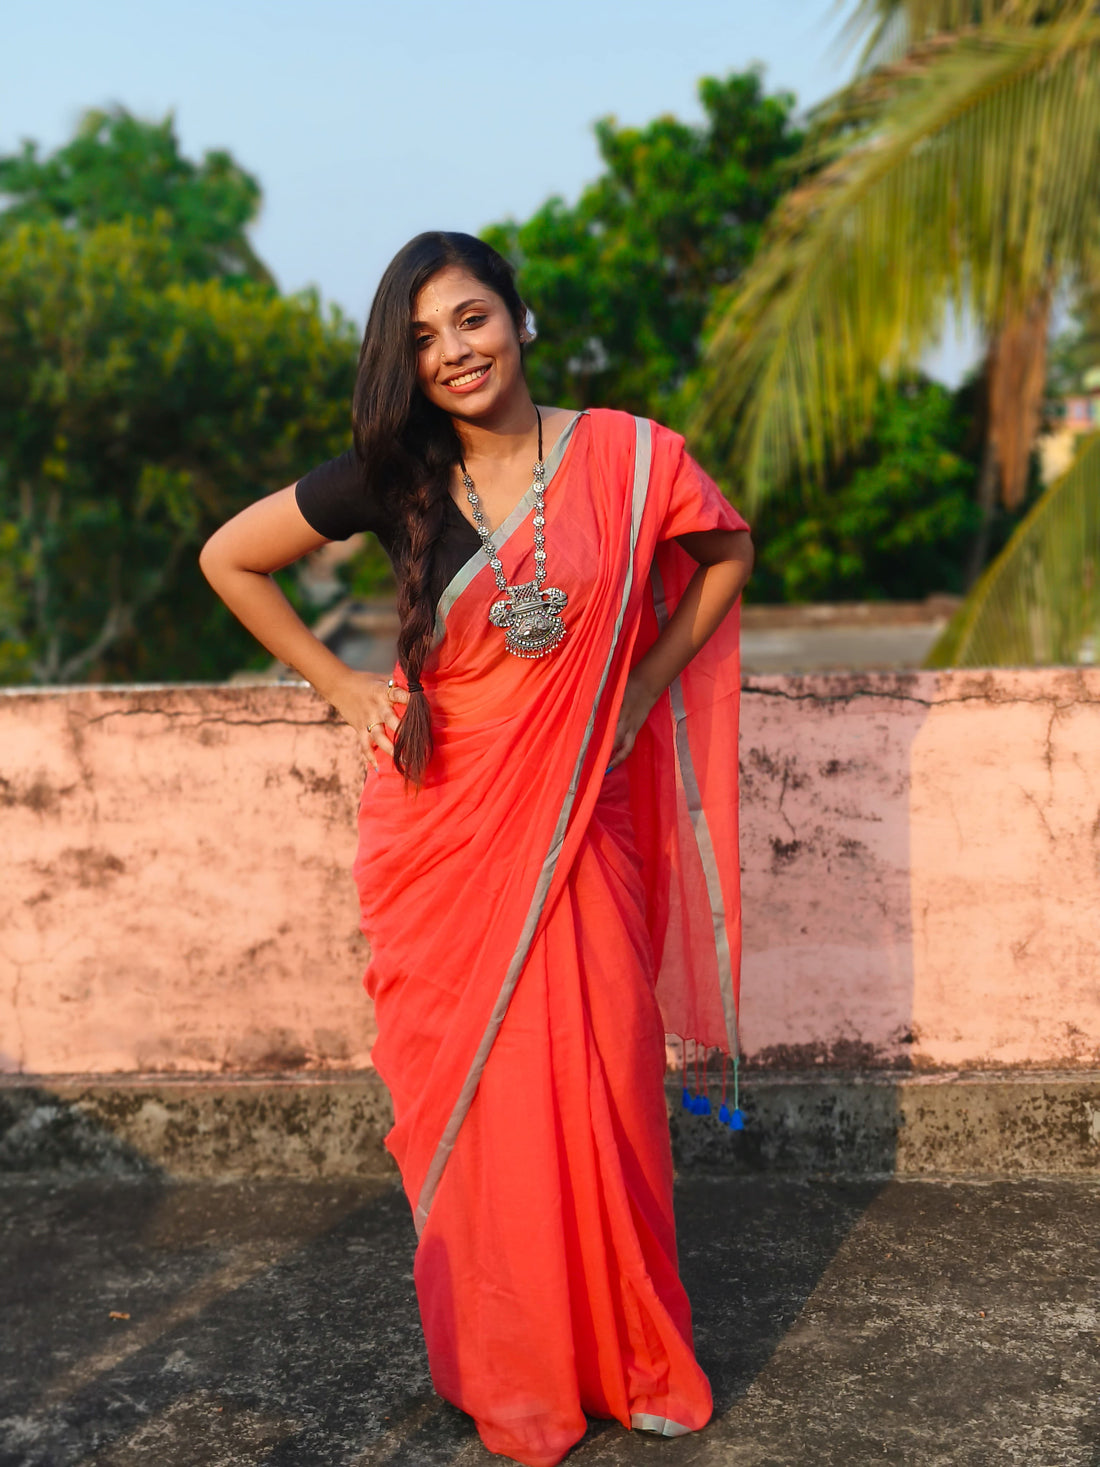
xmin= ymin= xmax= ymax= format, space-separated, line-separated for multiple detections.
xmin=607 ymin=671 xmax=658 ymax=772
xmin=327 ymin=669 xmax=409 ymax=772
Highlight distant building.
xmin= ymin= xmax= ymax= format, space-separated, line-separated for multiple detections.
xmin=1060 ymin=395 xmax=1100 ymax=431
xmin=1038 ymin=365 xmax=1100 ymax=484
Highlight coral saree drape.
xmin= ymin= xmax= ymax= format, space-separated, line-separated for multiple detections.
xmin=354 ymin=408 xmax=747 ymax=1466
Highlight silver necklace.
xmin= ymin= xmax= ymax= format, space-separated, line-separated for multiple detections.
xmin=460 ymin=406 xmax=568 ymax=659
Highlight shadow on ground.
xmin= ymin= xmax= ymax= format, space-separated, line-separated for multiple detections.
xmin=0 ymin=1174 xmax=1096 ymax=1467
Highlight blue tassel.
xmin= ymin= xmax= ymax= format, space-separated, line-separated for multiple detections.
xmin=718 ymin=1103 xmax=731 ymax=1125
xmin=696 ymin=1094 xmax=712 ymax=1117
xmin=727 ymin=1054 xmax=745 ymax=1130
xmin=681 ymin=1086 xmax=692 ymax=1110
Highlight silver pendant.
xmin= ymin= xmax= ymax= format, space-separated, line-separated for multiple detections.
xmin=462 ymin=410 xmax=569 ymax=660
xmin=489 ymin=581 xmax=568 ymax=659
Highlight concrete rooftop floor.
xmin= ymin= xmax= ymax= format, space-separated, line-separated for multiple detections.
xmin=1 ymin=1175 xmax=1097 ymax=1467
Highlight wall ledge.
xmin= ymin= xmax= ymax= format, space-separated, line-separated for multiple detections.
xmin=2 ymin=1070 xmax=1097 ymax=1181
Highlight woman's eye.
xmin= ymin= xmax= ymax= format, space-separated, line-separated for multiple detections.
xmin=462 ymin=315 xmax=486 ymax=328
xmin=415 ymin=335 xmax=433 ymax=350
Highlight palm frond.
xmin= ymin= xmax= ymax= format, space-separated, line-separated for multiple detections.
xmin=836 ymin=0 xmax=1096 ymax=76
xmin=690 ymin=20 xmax=1100 ymax=513
xmin=927 ymin=429 xmax=1100 ymax=665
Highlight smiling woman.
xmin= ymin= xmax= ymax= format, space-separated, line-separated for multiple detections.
xmin=198 ymin=231 xmax=753 ymax=1467
xmin=412 ymin=284 xmax=522 ymax=391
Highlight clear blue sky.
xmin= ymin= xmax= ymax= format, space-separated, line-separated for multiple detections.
xmin=4 ymin=0 xmax=980 ymax=384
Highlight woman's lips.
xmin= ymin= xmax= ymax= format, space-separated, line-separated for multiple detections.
xmin=442 ymin=364 xmax=490 ymax=394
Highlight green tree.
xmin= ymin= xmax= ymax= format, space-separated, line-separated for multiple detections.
xmin=748 ymin=371 xmax=1037 ymax=602
xmin=1046 ymin=286 xmax=1100 ymax=398
xmin=0 ymin=105 xmax=273 ymax=286
xmin=688 ymin=0 xmax=1100 ymax=664
xmin=0 ymin=217 xmax=357 ymax=683
xmin=483 ymin=71 xmax=806 ymax=421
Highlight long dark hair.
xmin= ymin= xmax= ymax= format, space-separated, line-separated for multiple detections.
xmin=352 ymin=232 xmax=527 ymax=785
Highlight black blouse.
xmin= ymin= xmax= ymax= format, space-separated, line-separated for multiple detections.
xmin=294 ymin=449 xmax=484 ymax=606
xmin=295 ymin=414 xmax=596 ymax=608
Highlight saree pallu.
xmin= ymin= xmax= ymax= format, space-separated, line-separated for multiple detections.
xmin=354 ymin=408 xmax=747 ymax=1467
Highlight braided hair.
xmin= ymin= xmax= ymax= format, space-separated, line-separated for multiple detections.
xmin=351 ymin=232 xmax=527 ymax=785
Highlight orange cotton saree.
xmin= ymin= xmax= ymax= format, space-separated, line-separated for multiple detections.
xmin=352 ymin=407 xmax=747 ymax=1467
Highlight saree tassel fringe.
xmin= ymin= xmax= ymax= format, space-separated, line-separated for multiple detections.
xmin=681 ymin=1046 xmax=746 ymax=1128
xmin=677 ymin=1044 xmax=745 ymax=1120
xmin=726 ymin=1054 xmax=745 ymax=1131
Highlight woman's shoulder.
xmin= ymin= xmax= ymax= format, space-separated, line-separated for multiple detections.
xmin=575 ymin=405 xmax=681 ymax=434
xmin=294 ymin=445 xmax=392 ymax=543
xmin=576 ymin=407 xmax=687 ymax=458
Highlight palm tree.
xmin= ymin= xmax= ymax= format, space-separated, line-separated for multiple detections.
xmin=689 ymin=0 xmax=1100 ymax=666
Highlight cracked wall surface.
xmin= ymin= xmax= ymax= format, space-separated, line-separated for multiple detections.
xmin=3 ymin=670 xmax=1099 ymax=1077
xmin=739 ymin=668 xmax=1100 ymax=1070
xmin=2 ymin=683 xmax=371 ymax=1075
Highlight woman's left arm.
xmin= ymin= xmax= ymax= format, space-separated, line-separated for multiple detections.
xmin=607 ymin=527 xmax=754 ymax=770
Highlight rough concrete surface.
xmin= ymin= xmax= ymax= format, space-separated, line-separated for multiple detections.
xmin=5 ymin=1072 xmax=1100 ymax=1182
xmin=739 ymin=620 xmax=944 ymax=674
xmin=0 ymin=1077 xmax=398 ymax=1181
xmin=0 ymin=1175 xmax=1096 ymax=1467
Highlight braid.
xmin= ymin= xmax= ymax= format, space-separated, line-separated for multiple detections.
xmin=392 ymin=462 xmax=450 ymax=783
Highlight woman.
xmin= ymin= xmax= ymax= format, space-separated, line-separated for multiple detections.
xmin=200 ymin=231 xmax=753 ymax=1467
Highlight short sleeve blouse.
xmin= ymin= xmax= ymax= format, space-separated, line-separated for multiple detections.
xmin=294 ymin=449 xmax=483 ymax=605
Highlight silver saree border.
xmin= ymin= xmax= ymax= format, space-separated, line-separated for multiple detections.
xmin=649 ymin=559 xmax=741 ymax=1060
xmin=631 ymin=1413 xmax=693 ymax=1437
xmin=412 ymin=415 xmax=653 ymax=1235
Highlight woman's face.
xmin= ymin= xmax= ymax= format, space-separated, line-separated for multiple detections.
xmin=412 ymin=265 xmax=527 ymax=419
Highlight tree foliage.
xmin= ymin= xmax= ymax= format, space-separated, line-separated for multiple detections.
xmin=0 ymin=106 xmax=273 ymax=286
xmin=690 ymin=19 xmax=1100 ymax=511
xmin=1046 ymin=286 xmax=1100 ymax=398
xmin=683 ymin=0 xmax=1100 ymax=662
xmin=483 ymin=72 xmax=806 ymax=421
xmin=928 ymin=427 xmax=1100 ymax=666
xmin=0 ymin=217 xmax=356 ymax=683
xmin=748 ymin=371 xmax=1037 ymax=602
xmin=837 ymin=0 xmax=1096 ymax=74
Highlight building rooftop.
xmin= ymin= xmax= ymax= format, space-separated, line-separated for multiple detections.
xmin=244 ymin=594 xmax=964 ymax=683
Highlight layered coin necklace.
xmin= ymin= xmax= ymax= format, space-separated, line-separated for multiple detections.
xmin=459 ymin=406 xmax=569 ymax=659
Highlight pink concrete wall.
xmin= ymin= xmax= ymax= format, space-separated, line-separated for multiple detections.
xmin=739 ymin=669 xmax=1100 ymax=1069
xmin=4 ymin=671 xmax=1099 ymax=1077
xmin=2 ymin=685 xmax=369 ymax=1075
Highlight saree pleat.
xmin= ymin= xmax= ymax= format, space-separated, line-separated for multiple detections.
xmin=415 ymin=772 xmax=710 ymax=1466
xmin=353 ymin=410 xmax=747 ymax=1466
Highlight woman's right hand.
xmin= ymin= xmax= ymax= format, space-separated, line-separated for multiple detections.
xmin=198 ymin=488 xmax=412 ymax=774
xmin=327 ymin=668 xmax=410 ymax=773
